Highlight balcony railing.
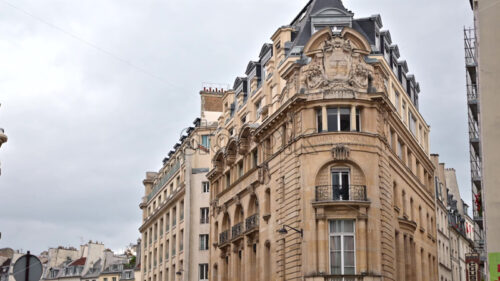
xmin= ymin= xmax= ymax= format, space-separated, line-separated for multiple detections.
xmin=232 ymin=222 xmax=243 ymax=239
xmin=245 ymin=213 xmax=259 ymax=232
xmin=219 ymin=230 xmax=229 ymax=245
xmin=322 ymin=275 xmax=364 ymax=281
xmin=467 ymin=84 xmax=479 ymax=101
xmin=147 ymin=161 xmax=180 ymax=201
xmin=315 ymin=185 xmax=367 ymax=202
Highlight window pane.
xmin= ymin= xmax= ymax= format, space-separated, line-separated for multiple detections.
xmin=344 ymin=266 xmax=355 ymax=275
xmin=316 ymin=109 xmax=323 ymax=132
xmin=344 ymin=251 xmax=355 ymax=267
xmin=331 ymin=236 xmax=341 ymax=250
xmin=340 ymin=108 xmax=351 ymax=131
xmin=356 ymin=109 xmax=361 ymax=132
xmin=344 ymin=236 xmax=355 ymax=251
xmin=344 ymin=221 xmax=354 ymax=233
xmin=330 ymin=252 xmax=342 ymax=274
xmin=327 ymin=108 xmax=338 ymax=132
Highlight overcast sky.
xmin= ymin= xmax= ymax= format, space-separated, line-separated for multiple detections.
xmin=0 ymin=0 xmax=473 ymax=254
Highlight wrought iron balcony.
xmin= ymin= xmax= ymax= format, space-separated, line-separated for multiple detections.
xmin=232 ymin=222 xmax=243 ymax=239
xmin=315 ymin=185 xmax=367 ymax=202
xmin=245 ymin=213 xmax=259 ymax=233
xmin=322 ymin=276 xmax=365 ymax=281
xmin=219 ymin=229 xmax=229 ymax=245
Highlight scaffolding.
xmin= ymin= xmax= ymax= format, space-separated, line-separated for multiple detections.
xmin=464 ymin=27 xmax=485 ymax=255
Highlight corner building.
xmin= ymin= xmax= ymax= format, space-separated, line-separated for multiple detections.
xmin=207 ymin=1 xmax=438 ymax=280
xmin=140 ymin=90 xmax=222 ymax=281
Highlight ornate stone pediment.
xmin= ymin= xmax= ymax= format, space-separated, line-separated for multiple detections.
xmin=300 ymin=34 xmax=373 ymax=93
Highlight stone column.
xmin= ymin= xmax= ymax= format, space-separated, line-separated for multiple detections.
xmin=322 ymin=106 xmax=328 ymax=132
xmin=398 ymin=234 xmax=406 ymax=281
xmin=405 ymin=236 xmax=412 ymax=281
xmin=318 ymin=218 xmax=328 ymax=274
xmin=357 ymin=217 xmax=368 ymax=273
xmin=351 ymin=105 xmax=357 ymax=131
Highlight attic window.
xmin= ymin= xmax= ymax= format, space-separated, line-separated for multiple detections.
xmin=275 ymin=42 xmax=281 ymax=50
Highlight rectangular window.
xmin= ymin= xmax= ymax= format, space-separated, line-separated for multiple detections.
xmin=355 ymin=108 xmax=361 ymax=132
xmin=339 ymin=108 xmax=350 ymax=131
xmin=409 ymin=111 xmax=417 ymax=135
xmin=200 ymin=208 xmax=209 ymax=224
xmin=327 ymin=108 xmax=338 ymax=132
xmin=201 ymin=135 xmax=210 ymax=148
xmin=112 ymin=277 xmax=116 ymax=281
xmin=172 ymin=208 xmax=177 ymax=226
xmin=252 ymin=149 xmax=258 ymax=168
xmin=226 ymin=172 xmax=231 ymax=188
xmin=238 ymin=161 xmax=244 ymax=178
xmin=327 ymin=107 xmax=351 ymax=132
xmin=397 ymin=140 xmax=403 ymax=160
xmin=202 ymin=182 xmax=210 ymax=193
xmin=316 ymin=108 xmax=323 ymax=132
xmin=402 ymin=101 xmax=407 ymax=123
xmin=331 ymin=169 xmax=350 ymax=200
xmin=199 ymin=264 xmax=209 ymax=281
xmin=199 ymin=234 xmax=209 ymax=251
xmin=172 ymin=235 xmax=176 ymax=256
xmin=329 ymin=220 xmax=355 ymax=275
xmin=255 ymin=99 xmax=262 ymax=119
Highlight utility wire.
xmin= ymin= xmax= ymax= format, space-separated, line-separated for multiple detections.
xmin=1 ymin=0 xmax=184 ymax=90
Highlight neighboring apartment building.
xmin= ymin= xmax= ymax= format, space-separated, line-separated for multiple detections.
xmin=42 ymin=242 xmax=129 ymax=281
xmin=0 ymin=249 xmax=24 ymax=281
xmin=207 ymin=1 xmax=438 ymax=280
xmin=433 ymin=156 xmax=475 ymax=281
xmin=433 ymin=155 xmax=453 ymax=281
xmin=139 ymin=89 xmax=222 ymax=281
xmin=445 ymin=169 xmax=475 ymax=281
xmin=464 ymin=0 xmax=500 ymax=279
xmin=0 ymin=103 xmax=7 ymax=175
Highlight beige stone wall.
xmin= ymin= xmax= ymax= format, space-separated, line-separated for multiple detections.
xmin=140 ymin=124 xmax=219 ymax=281
xmin=207 ymin=28 xmax=438 ymax=281
xmin=476 ymin=0 xmax=500 ymax=256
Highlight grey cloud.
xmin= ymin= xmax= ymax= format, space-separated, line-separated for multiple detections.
xmin=0 ymin=0 xmax=473 ymax=253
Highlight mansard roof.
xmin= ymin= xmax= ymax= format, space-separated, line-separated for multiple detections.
xmin=259 ymin=43 xmax=272 ymax=59
xmin=245 ymin=61 xmax=259 ymax=75
xmin=290 ymin=0 xmax=353 ymax=48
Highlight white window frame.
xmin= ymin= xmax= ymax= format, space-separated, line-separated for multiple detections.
xmin=327 ymin=107 xmax=352 ymax=132
xmin=329 ymin=220 xmax=356 ymax=275
xmin=199 ymin=263 xmax=209 ymax=281
xmin=200 ymin=208 xmax=209 ymax=224
xmin=199 ymin=234 xmax=209 ymax=251
xmin=201 ymin=135 xmax=210 ymax=148
xmin=202 ymin=182 xmax=210 ymax=193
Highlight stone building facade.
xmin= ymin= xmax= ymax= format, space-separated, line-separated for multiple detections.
xmin=206 ymin=1 xmax=438 ymax=280
xmin=433 ymin=156 xmax=475 ymax=281
xmin=464 ymin=0 xmax=500 ymax=279
xmin=139 ymin=89 xmax=222 ymax=281
xmin=445 ymin=169 xmax=475 ymax=281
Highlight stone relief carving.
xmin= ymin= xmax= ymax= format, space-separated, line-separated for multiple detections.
xmin=298 ymin=35 xmax=374 ymax=93
xmin=332 ymin=144 xmax=350 ymax=161
xmin=373 ymin=68 xmax=388 ymax=93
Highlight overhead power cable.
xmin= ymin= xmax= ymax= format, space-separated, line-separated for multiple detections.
xmin=1 ymin=0 xmax=184 ymax=90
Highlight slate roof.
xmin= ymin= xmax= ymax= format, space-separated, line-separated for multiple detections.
xmin=289 ymin=0 xmax=353 ymax=48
